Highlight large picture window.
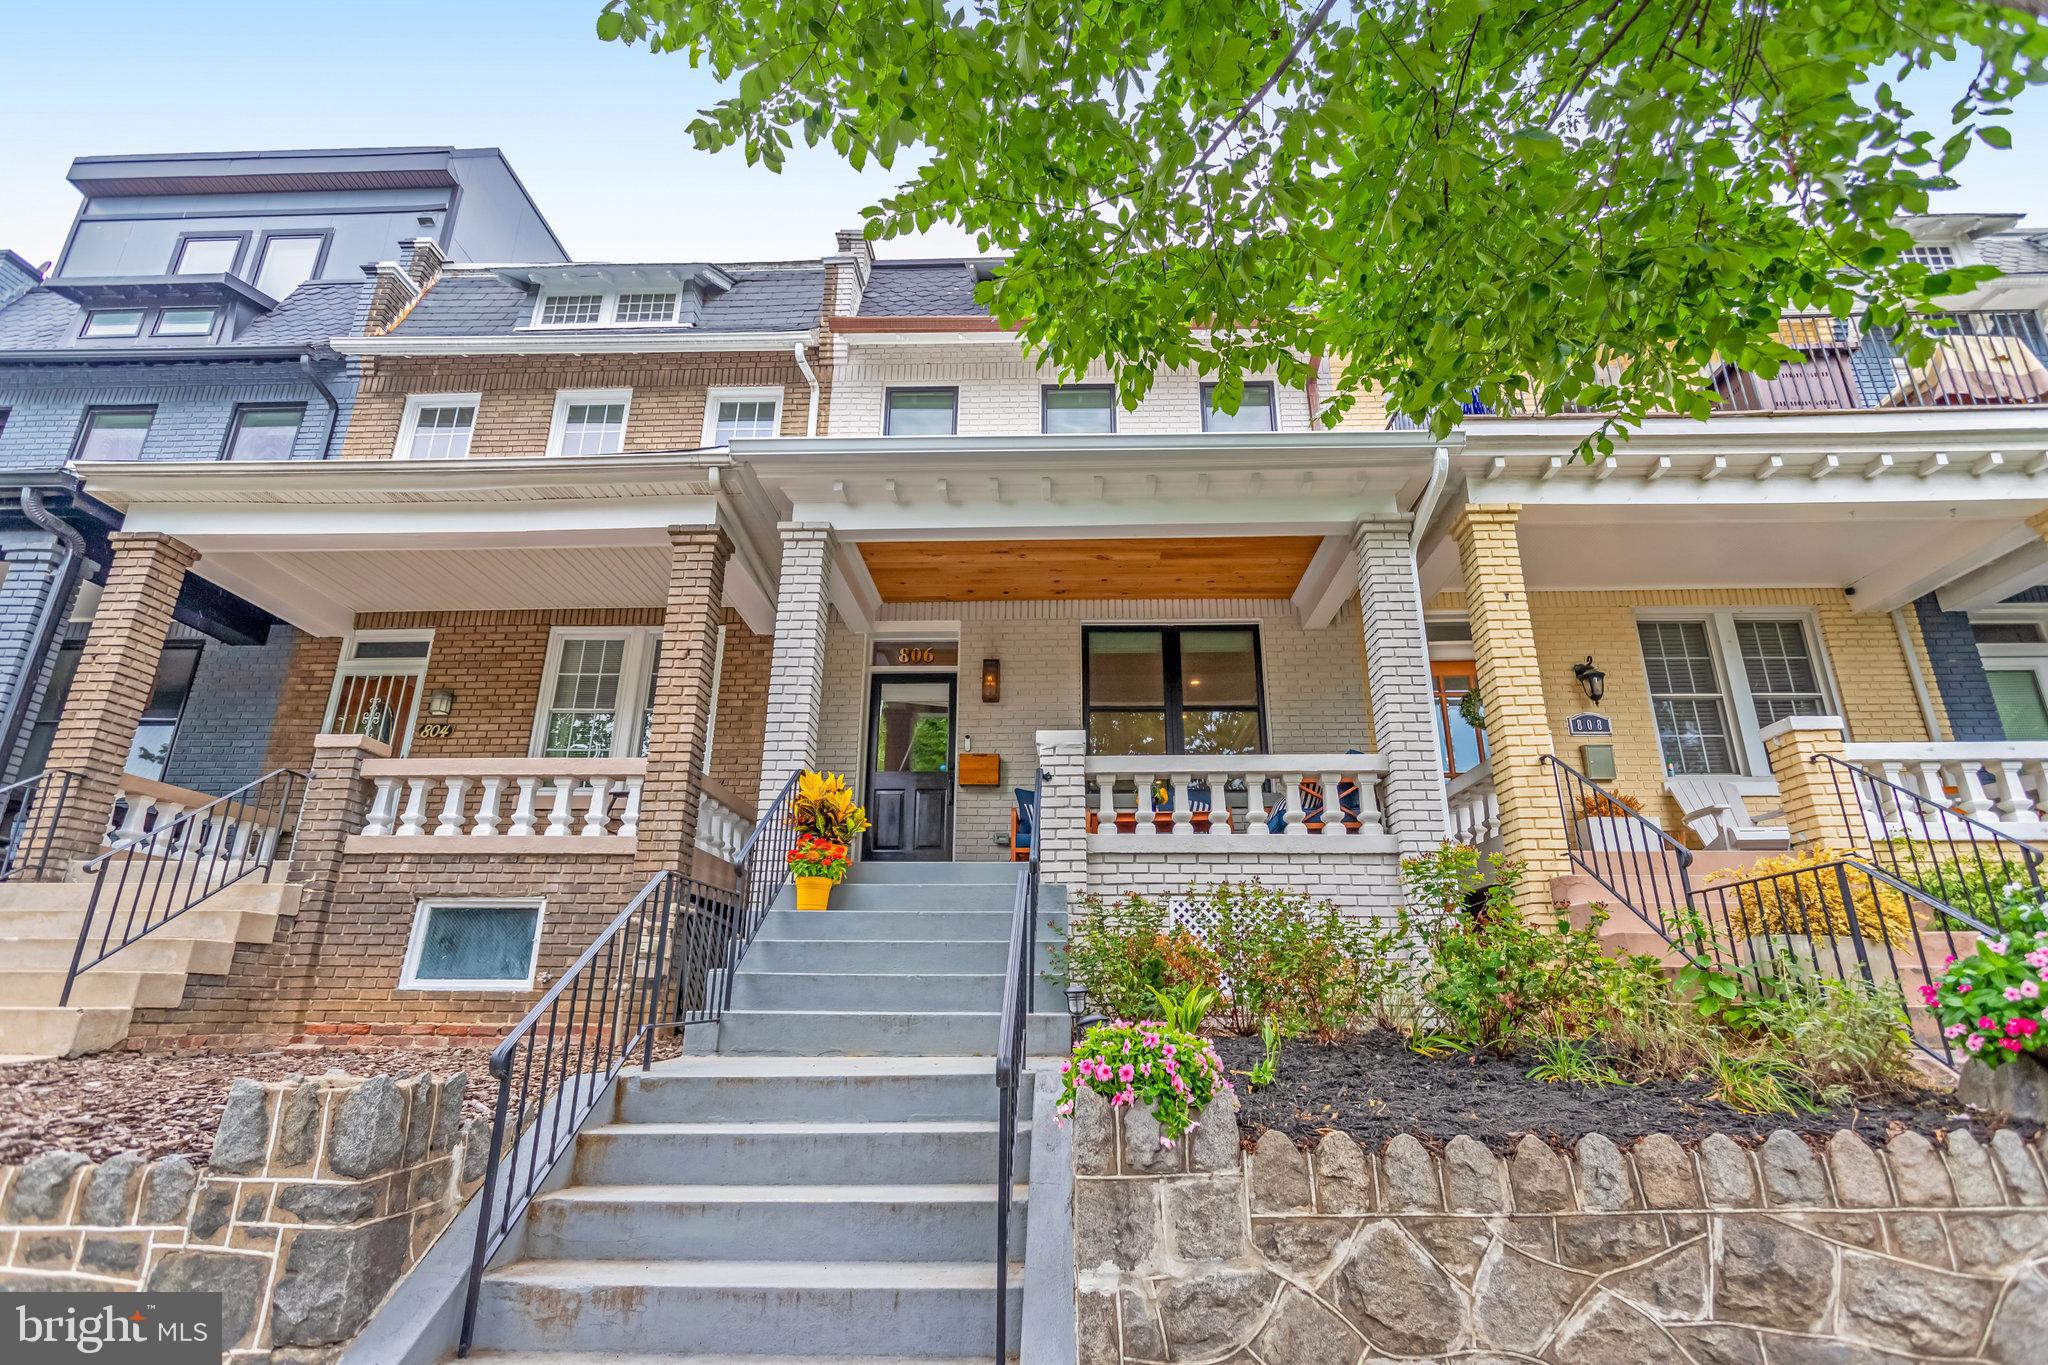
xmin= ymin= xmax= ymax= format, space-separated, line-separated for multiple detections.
xmin=1083 ymin=626 xmax=1265 ymax=755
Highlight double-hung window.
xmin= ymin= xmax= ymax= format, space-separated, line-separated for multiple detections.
xmin=1639 ymin=615 xmax=1834 ymax=776
xmin=532 ymin=628 xmax=662 ymax=759
xmin=704 ymin=388 xmax=782 ymax=445
xmin=548 ymin=389 xmax=630 ymax=457
xmin=1972 ymin=615 xmax=2048 ymax=740
xmin=1083 ymin=626 xmax=1266 ymax=756
xmin=396 ymin=394 xmax=479 ymax=459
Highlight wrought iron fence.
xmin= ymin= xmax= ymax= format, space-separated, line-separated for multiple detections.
xmin=1546 ymin=755 xmax=1697 ymax=937
xmin=61 ymin=767 xmax=305 ymax=1006
xmin=993 ymin=767 xmax=1046 ymax=1362
xmin=0 ymin=768 xmax=80 ymax=883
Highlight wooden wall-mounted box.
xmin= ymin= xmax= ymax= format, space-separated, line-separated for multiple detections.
xmin=957 ymin=753 xmax=1002 ymax=787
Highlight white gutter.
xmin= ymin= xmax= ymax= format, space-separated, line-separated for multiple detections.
xmin=1891 ymin=606 xmax=1946 ymax=741
xmin=792 ymin=342 xmax=820 ymax=437
xmin=1407 ymin=447 xmax=1454 ymax=790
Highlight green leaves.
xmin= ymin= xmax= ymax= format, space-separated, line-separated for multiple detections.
xmin=606 ymin=0 xmax=2047 ymax=452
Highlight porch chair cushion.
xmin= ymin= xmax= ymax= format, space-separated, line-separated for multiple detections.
xmin=1011 ymin=787 xmax=1036 ymax=854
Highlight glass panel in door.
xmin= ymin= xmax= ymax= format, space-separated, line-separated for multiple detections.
xmin=1431 ymin=659 xmax=1487 ymax=778
xmin=866 ymin=677 xmax=954 ymax=861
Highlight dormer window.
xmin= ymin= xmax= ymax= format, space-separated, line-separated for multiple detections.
xmin=615 ymin=292 xmax=679 ymax=324
xmin=153 ymin=307 xmax=217 ymax=338
xmin=529 ymin=287 xmax=694 ymax=329
xmin=538 ymin=293 xmax=606 ymax=326
xmin=1902 ymin=245 xmax=1957 ymax=269
xmin=171 ymin=235 xmax=244 ymax=276
xmin=82 ymin=309 xmax=145 ymax=339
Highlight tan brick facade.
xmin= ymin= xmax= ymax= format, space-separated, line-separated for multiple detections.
xmin=637 ymin=526 xmax=730 ymax=873
xmin=28 ymin=533 xmax=199 ymax=872
xmin=262 ymin=633 xmax=343 ymax=773
xmin=1763 ymin=718 xmax=1859 ymax=851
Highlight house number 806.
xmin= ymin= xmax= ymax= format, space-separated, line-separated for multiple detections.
xmin=896 ymin=647 xmax=937 ymax=664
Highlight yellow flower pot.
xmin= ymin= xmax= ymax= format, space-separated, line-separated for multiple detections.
xmin=794 ymin=876 xmax=835 ymax=911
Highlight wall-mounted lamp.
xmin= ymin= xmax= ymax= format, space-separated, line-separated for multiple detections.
xmin=981 ymin=658 xmax=1001 ymax=704
xmin=1572 ymin=657 xmax=1607 ymax=707
xmin=427 ymin=689 xmax=456 ymax=717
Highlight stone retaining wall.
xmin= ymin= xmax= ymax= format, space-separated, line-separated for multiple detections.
xmin=0 ymin=1071 xmax=483 ymax=1363
xmin=1072 ymin=1088 xmax=2048 ymax=1362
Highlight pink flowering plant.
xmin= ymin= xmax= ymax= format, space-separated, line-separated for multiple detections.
xmin=1927 ymin=892 xmax=2048 ymax=1068
xmin=1055 ymin=1019 xmax=1230 ymax=1144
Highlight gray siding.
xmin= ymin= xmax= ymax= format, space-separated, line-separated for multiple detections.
xmin=160 ymin=625 xmax=300 ymax=796
xmin=0 ymin=360 xmax=353 ymax=469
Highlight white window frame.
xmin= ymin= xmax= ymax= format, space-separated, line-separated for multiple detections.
xmin=1968 ymin=606 xmax=2048 ymax=736
xmin=1635 ymin=607 xmax=1841 ymax=776
xmin=399 ymin=897 xmax=546 ymax=992
xmin=321 ymin=629 xmax=435 ymax=756
xmin=701 ymin=386 xmax=784 ymax=446
xmin=393 ymin=392 xmax=481 ymax=460
xmin=528 ymin=289 xmax=687 ymax=330
xmin=702 ymin=623 xmax=726 ymax=775
xmin=529 ymin=626 xmax=662 ymax=759
xmin=545 ymin=388 xmax=633 ymax=458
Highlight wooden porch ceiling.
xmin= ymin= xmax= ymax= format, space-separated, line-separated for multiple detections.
xmin=856 ymin=536 xmax=1325 ymax=602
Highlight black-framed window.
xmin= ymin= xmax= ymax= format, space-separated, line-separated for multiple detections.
xmin=250 ymin=232 xmax=329 ymax=300
xmin=152 ymin=306 xmax=218 ymax=338
xmin=170 ymin=234 xmax=246 ymax=276
xmin=1042 ymin=384 xmax=1116 ymax=434
xmin=224 ymin=404 xmax=306 ymax=460
xmin=883 ymin=387 xmax=958 ymax=436
xmin=1200 ymin=381 xmax=1277 ymax=433
xmin=82 ymin=309 xmax=145 ymax=339
xmin=75 ymin=406 xmax=155 ymax=461
xmin=126 ymin=642 xmax=201 ymax=782
xmin=1083 ymin=625 xmax=1266 ymax=755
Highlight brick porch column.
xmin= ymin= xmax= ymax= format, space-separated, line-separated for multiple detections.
xmin=1451 ymin=504 xmax=1568 ymax=904
xmin=290 ymin=734 xmax=387 ymax=915
xmin=1352 ymin=515 xmax=1449 ymax=854
xmin=757 ymin=523 xmax=834 ymax=812
xmin=640 ymin=526 xmax=732 ymax=874
xmin=1035 ymin=730 xmax=1087 ymax=897
xmin=23 ymin=532 xmax=198 ymax=875
xmin=1762 ymin=716 xmax=1860 ymax=851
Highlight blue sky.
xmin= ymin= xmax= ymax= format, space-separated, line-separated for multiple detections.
xmin=1 ymin=0 xmax=2043 ymax=269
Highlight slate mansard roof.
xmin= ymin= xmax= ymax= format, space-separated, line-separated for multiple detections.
xmin=858 ymin=261 xmax=998 ymax=317
xmin=385 ymin=263 xmax=826 ymax=338
xmin=0 ymin=278 xmax=371 ymax=356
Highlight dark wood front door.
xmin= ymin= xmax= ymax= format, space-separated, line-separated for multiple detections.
xmin=864 ymin=674 xmax=955 ymax=861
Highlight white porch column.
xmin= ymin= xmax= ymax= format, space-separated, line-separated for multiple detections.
xmin=1352 ymin=515 xmax=1450 ymax=855
xmin=757 ymin=522 xmax=836 ymax=811
xmin=1035 ymin=730 xmax=1087 ymax=897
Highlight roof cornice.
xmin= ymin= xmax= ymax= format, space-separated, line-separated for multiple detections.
xmin=330 ymin=329 xmax=816 ymax=357
xmin=74 ymin=451 xmax=735 ymax=509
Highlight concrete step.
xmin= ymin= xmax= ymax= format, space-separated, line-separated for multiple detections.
xmin=523 ymin=1182 xmax=1025 ymax=1263
xmin=780 ymin=883 xmax=1034 ymax=913
xmin=573 ymin=1120 xmax=1032 ymax=1187
xmin=729 ymin=971 xmax=1008 ymax=1013
xmin=0 ymin=880 xmax=298 ymax=911
xmin=0 ymin=1005 xmax=133 ymax=1058
xmin=0 ymin=967 xmax=187 ymax=1009
xmin=843 ymin=861 xmax=1023 ymax=885
xmin=620 ymin=1057 xmax=999 ymax=1125
xmin=0 ymin=906 xmax=280 ymax=945
xmin=740 ymin=937 xmax=1062 ymax=977
xmin=0 ymin=935 xmax=234 ymax=975
xmin=757 ymin=909 xmax=1058 ymax=943
xmin=471 ymin=1258 xmax=1019 ymax=1357
xmin=713 ymin=1008 xmax=1069 ymax=1057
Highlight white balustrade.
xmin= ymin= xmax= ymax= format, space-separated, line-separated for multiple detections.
xmin=1842 ymin=742 xmax=2048 ymax=841
xmin=694 ymin=782 xmax=757 ymax=865
xmin=1445 ymin=761 xmax=1502 ymax=850
xmin=1081 ymin=754 xmax=1391 ymax=846
xmin=357 ymin=759 xmax=648 ymax=843
xmin=106 ymin=775 xmax=286 ymax=862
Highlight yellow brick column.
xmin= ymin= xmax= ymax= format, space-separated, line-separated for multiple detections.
xmin=1452 ymin=504 xmax=1568 ymax=906
xmin=639 ymin=525 xmax=731 ymax=877
xmin=23 ymin=532 xmax=198 ymax=876
xmin=1761 ymin=716 xmax=1859 ymax=852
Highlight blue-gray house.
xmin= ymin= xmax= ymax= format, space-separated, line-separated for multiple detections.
xmin=0 ymin=146 xmax=566 ymax=805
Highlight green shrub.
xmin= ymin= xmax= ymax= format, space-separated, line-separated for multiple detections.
xmin=1053 ymin=893 xmax=1217 ymax=1022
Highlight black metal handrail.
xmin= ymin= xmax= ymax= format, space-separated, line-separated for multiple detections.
xmin=455 ymin=770 xmax=802 ymax=1357
xmin=1815 ymin=750 xmax=2045 ymax=930
xmin=993 ymin=766 xmax=1045 ymax=1363
xmin=1544 ymin=755 xmax=1697 ymax=938
xmin=0 ymin=768 xmax=80 ymax=883
xmin=61 ymin=767 xmax=306 ymax=1005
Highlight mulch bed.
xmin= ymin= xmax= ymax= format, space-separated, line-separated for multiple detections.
xmin=0 ymin=1047 xmax=501 ymax=1166
xmin=1213 ymin=1030 xmax=2037 ymax=1152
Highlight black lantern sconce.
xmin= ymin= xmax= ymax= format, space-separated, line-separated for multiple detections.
xmin=427 ymin=689 xmax=457 ymax=717
xmin=1572 ymin=657 xmax=1606 ymax=707
xmin=981 ymin=658 xmax=1001 ymax=704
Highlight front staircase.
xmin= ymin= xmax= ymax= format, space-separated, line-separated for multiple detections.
xmin=460 ymin=860 xmax=1070 ymax=1363
xmin=0 ymin=877 xmax=299 ymax=1059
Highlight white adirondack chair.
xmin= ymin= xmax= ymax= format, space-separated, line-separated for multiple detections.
xmin=1665 ymin=775 xmax=1790 ymax=851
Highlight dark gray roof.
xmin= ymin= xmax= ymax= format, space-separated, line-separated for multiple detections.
xmin=390 ymin=265 xmax=824 ymax=337
xmin=859 ymin=262 xmax=990 ymax=316
xmin=0 ymin=277 xmax=371 ymax=354
xmin=1981 ymin=233 xmax=2048 ymax=275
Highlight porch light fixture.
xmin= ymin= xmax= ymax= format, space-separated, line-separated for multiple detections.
xmin=427 ymin=689 xmax=456 ymax=717
xmin=1572 ymin=657 xmax=1607 ymax=707
xmin=982 ymin=658 xmax=1001 ymax=704
xmin=1065 ymin=983 xmax=1096 ymax=1046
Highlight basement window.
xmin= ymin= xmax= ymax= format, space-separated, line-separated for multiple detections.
xmin=400 ymin=900 xmax=544 ymax=991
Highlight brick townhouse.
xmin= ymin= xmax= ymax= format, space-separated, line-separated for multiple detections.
xmin=4 ymin=189 xmax=2048 ymax=1055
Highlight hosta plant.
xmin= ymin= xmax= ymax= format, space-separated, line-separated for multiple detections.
xmin=1927 ymin=893 xmax=2048 ymax=1067
xmin=1056 ymin=1019 xmax=1230 ymax=1145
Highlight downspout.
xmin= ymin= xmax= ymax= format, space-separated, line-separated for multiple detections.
xmin=1891 ymin=606 xmax=1945 ymax=741
xmin=0 ymin=488 xmax=88 ymax=779
xmin=300 ymin=352 xmax=341 ymax=460
xmin=793 ymin=341 xmax=820 ymax=437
